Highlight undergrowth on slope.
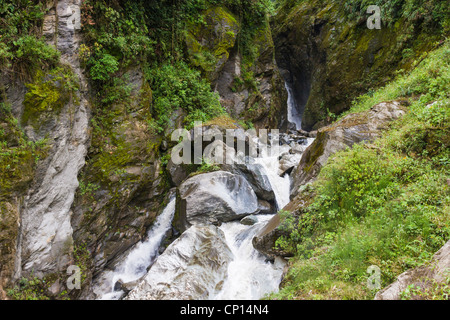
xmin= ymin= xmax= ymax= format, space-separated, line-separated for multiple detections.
xmin=270 ymin=40 xmax=450 ymax=300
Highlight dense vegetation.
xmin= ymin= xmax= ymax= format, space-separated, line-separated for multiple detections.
xmin=0 ymin=0 xmax=60 ymax=77
xmin=1 ymin=0 xmax=448 ymax=300
xmin=272 ymin=40 xmax=450 ymax=300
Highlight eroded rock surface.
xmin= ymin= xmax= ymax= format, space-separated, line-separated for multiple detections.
xmin=125 ymin=225 xmax=233 ymax=300
xmin=291 ymin=101 xmax=406 ymax=198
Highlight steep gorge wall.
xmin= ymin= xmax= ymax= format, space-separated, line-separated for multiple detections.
xmin=186 ymin=6 xmax=288 ymax=129
xmin=273 ymin=0 xmax=445 ymax=131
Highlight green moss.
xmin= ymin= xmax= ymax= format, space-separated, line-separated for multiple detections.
xmin=22 ymin=67 xmax=79 ymax=128
xmin=0 ymin=106 xmax=48 ymax=197
xmin=302 ymin=131 xmax=326 ymax=174
xmin=186 ymin=6 xmax=240 ymax=78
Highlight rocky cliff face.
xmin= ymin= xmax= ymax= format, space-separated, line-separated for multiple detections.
xmin=273 ymin=0 xmax=442 ymax=131
xmin=376 ymin=240 xmax=450 ymax=300
xmin=17 ymin=0 xmax=91 ymax=278
xmin=187 ymin=6 xmax=287 ymax=129
xmin=0 ymin=0 xmax=91 ymax=298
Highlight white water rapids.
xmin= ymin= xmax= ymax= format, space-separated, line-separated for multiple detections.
xmin=285 ymin=81 xmax=303 ymax=130
xmin=94 ymin=83 xmax=308 ymax=299
xmin=98 ymin=197 xmax=176 ymax=300
xmin=95 ymin=152 xmax=291 ymax=300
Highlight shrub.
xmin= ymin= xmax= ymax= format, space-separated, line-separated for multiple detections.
xmin=146 ymin=61 xmax=224 ymax=131
xmin=89 ymin=52 xmax=119 ymax=82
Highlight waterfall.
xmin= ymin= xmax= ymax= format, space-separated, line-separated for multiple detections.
xmin=255 ymin=154 xmax=291 ymax=210
xmin=97 ymin=197 xmax=176 ymax=300
xmin=95 ymin=124 xmax=303 ymax=300
xmin=211 ymin=216 xmax=285 ymax=300
xmin=211 ymin=148 xmax=292 ymax=300
xmin=285 ymin=81 xmax=303 ymax=130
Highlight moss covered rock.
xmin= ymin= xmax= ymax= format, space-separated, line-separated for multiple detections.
xmin=186 ymin=6 xmax=240 ymax=83
xmin=273 ymin=0 xmax=446 ymax=130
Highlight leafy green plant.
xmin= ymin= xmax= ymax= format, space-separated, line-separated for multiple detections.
xmin=146 ymin=61 xmax=224 ymax=132
xmin=6 ymin=276 xmax=50 ymax=300
xmin=89 ymin=52 xmax=119 ymax=82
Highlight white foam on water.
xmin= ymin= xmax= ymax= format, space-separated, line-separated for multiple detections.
xmin=97 ymin=197 xmax=176 ymax=300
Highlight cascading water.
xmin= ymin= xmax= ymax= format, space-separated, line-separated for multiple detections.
xmin=285 ymin=81 xmax=303 ymax=130
xmin=94 ymin=85 xmax=310 ymax=299
xmin=97 ymin=197 xmax=176 ymax=300
xmin=210 ymin=145 xmax=292 ymax=300
xmin=211 ymin=216 xmax=286 ymax=300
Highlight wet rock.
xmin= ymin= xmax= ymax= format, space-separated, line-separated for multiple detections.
xmin=233 ymin=160 xmax=275 ymax=202
xmin=291 ymin=101 xmax=406 ymax=198
xmin=257 ymin=199 xmax=274 ymax=215
xmin=252 ymin=214 xmax=289 ymax=258
xmin=253 ymin=186 xmax=316 ymax=258
xmin=166 ymin=158 xmax=190 ymax=187
xmin=176 ymin=171 xmax=259 ymax=229
xmin=240 ymin=215 xmax=259 ymax=226
xmin=114 ymin=279 xmax=141 ymax=294
xmin=125 ymin=225 xmax=233 ymax=300
xmin=279 ymin=153 xmax=302 ymax=176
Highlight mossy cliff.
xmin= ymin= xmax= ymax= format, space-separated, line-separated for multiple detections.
xmin=273 ymin=0 xmax=449 ymax=130
xmin=260 ymin=39 xmax=450 ymax=300
xmin=186 ymin=5 xmax=287 ymax=129
xmin=69 ymin=67 xmax=173 ymax=298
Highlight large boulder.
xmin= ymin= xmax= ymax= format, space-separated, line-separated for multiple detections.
xmin=175 ymin=171 xmax=260 ymax=230
xmin=252 ymin=188 xmax=315 ymax=258
xmin=125 ymin=225 xmax=233 ymax=300
xmin=375 ymin=241 xmax=450 ymax=300
xmin=185 ymin=6 xmax=240 ymax=83
xmin=233 ymin=160 xmax=275 ymax=202
xmin=291 ymin=101 xmax=406 ymax=198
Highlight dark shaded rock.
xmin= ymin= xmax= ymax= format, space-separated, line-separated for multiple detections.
xmin=240 ymin=215 xmax=259 ymax=226
xmin=175 ymin=171 xmax=259 ymax=230
xmin=257 ymin=199 xmax=275 ymax=215
xmin=291 ymin=101 xmax=406 ymax=198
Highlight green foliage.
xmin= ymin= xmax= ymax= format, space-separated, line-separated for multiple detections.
xmin=400 ymin=273 xmax=450 ymax=300
xmin=342 ymin=0 xmax=450 ymax=31
xmin=272 ymin=40 xmax=450 ymax=300
xmin=6 ymin=276 xmax=50 ymax=300
xmin=82 ymin=0 xmax=156 ymax=66
xmin=22 ymin=67 xmax=80 ymax=126
xmin=0 ymin=103 xmax=48 ymax=198
xmin=145 ymin=61 xmax=224 ymax=131
xmin=13 ymin=35 xmax=60 ymax=68
xmin=0 ymin=0 xmax=59 ymax=74
xmin=73 ymin=243 xmax=91 ymax=284
xmin=196 ymin=158 xmax=220 ymax=174
xmin=89 ymin=52 xmax=119 ymax=82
